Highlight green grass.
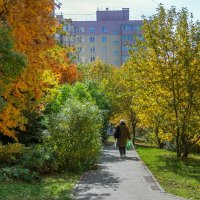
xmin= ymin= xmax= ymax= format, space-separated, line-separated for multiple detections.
xmin=107 ymin=135 xmax=116 ymax=143
xmin=136 ymin=144 xmax=200 ymax=200
xmin=0 ymin=172 xmax=80 ymax=200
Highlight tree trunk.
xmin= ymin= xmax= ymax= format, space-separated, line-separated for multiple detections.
xmin=155 ymin=127 xmax=164 ymax=149
xmin=181 ymin=144 xmax=190 ymax=159
xmin=130 ymin=109 xmax=137 ymax=145
xmin=181 ymin=132 xmax=190 ymax=159
xmin=176 ymin=128 xmax=182 ymax=158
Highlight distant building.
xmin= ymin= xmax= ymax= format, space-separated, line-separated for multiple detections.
xmin=56 ymin=8 xmax=143 ymax=67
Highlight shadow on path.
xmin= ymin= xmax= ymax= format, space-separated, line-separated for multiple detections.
xmin=74 ymin=168 xmax=120 ymax=200
xmin=74 ymin=143 xmax=187 ymax=200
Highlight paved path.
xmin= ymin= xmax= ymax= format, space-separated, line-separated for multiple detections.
xmin=73 ymin=143 xmax=187 ymax=200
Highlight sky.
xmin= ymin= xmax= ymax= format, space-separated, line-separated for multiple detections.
xmin=56 ymin=0 xmax=200 ymax=21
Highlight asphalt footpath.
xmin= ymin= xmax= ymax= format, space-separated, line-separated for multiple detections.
xmin=73 ymin=143 xmax=187 ymax=200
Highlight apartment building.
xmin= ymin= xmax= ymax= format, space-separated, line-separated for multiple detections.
xmin=56 ymin=8 xmax=143 ymax=67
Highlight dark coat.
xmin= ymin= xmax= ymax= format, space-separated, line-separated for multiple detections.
xmin=117 ymin=124 xmax=130 ymax=147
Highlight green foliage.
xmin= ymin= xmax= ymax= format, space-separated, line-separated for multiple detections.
xmin=85 ymin=81 xmax=111 ymax=141
xmin=46 ymin=99 xmax=102 ymax=172
xmin=19 ymin=145 xmax=56 ymax=174
xmin=0 ymin=166 xmax=40 ymax=182
xmin=0 ymin=23 xmax=26 ymax=111
xmin=0 ymin=143 xmax=24 ymax=165
xmin=0 ymin=23 xmax=26 ymax=79
xmin=79 ymin=61 xmax=117 ymax=140
xmin=18 ymin=112 xmax=46 ymax=145
xmin=45 ymin=81 xmax=111 ymax=142
xmin=128 ymin=5 xmax=200 ymax=157
xmin=45 ymin=83 xmax=92 ymax=113
xmin=0 ymin=97 xmax=6 ymax=112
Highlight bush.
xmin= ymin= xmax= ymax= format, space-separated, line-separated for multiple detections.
xmin=46 ymin=99 xmax=103 ymax=172
xmin=19 ymin=145 xmax=56 ymax=174
xmin=18 ymin=112 xmax=46 ymax=145
xmin=0 ymin=166 xmax=40 ymax=182
xmin=45 ymin=82 xmax=111 ymax=143
xmin=0 ymin=143 xmax=24 ymax=165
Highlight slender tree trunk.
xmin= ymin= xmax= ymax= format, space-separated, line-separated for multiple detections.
xmin=155 ymin=127 xmax=164 ymax=149
xmin=181 ymin=143 xmax=190 ymax=159
xmin=176 ymin=128 xmax=182 ymax=157
xmin=130 ymin=109 xmax=137 ymax=145
xmin=181 ymin=131 xmax=190 ymax=159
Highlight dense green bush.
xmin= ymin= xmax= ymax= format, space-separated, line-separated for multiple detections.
xmin=19 ymin=145 xmax=56 ymax=174
xmin=18 ymin=112 xmax=46 ymax=145
xmin=46 ymin=99 xmax=103 ymax=172
xmin=0 ymin=143 xmax=24 ymax=165
xmin=45 ymin=82 xmax=111 ymax=142
xmin=0 ymin=166 xmax=40 ymax=182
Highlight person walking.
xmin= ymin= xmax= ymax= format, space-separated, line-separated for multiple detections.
xmin=114 ymin=120 xmax=131 ymax=158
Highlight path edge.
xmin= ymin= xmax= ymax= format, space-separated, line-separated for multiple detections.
xmin=134 ymin=146 xmax=188 ymax=200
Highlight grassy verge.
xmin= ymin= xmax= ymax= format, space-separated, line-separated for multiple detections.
xmin=107 ymin=135 xmax=116 ymax=143
xmin=136 ymin=144 xmax=200 ymax=200
xmin=0 ymin=172 xmax=81 ymax=200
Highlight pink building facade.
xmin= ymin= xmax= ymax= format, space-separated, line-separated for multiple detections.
xmin=56 ymin=8 xmax=143 ymax=66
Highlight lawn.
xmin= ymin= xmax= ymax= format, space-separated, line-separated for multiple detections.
xmin=136 ymin=144 xmax=200 ymax=200
xmin=0 ymin=172 xmax=80 ymax=200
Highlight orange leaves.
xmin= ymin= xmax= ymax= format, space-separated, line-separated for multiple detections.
xmin=44 ymin=46 xmax=79 ymax=84
xmin=0 ymin=0 xmax=79 ymax=139
xmin=0 ymin=103 xmax=26 ymax=140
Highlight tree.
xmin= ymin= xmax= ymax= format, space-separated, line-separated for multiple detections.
xmin=80 ymin=59 xmax=139 ymax=143
xmin=0 ymin=23 xmax=28 ymax=139
xmin=0 ymin=23 xmax=26 ymax=112
xmin=128 ymin=5 xmax=200 ymax=158
xmin=0 ymin=0 xmax=79 ymax=139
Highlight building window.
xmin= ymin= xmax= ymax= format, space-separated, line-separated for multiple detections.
xmin=113 ymin=50 xmax=119 ymax=55
xmin=122 ymin=46 xmax=129 ymax=51
xmin=102 ymin=36 xmax=107 ymax=43
xmin=122 ymin=35 xmax=132 ymax=42
xmin=77 ymin=36 xmax=84 ymax=42
xmin=89 ymin=27 xmax=95 ymax=33
xmin=77 ymin=36 xmax=81 ymax=42
xmin=113 ymin=31 xmax=119 ymax=35
xmin=78 ymin=27 xmax=84 ymax=33
xmin=90 ymin=47 xmax=95 ymax=53
xmin=122 ymin=24 xmax=133 ymax=31
xmin=63 ymin=25 xmax=73 ymax=32
xmin=102 ymin=26 xmax=107 ymax=33
xmin=90 ymin=37 xmax=95 ymax=43
xmin=128 ymin=35 xmax=132 ymax=40
xmin=133 ymin=24 xmax=141 ymax=31
xmin=90 ymin=56 xmax=95 ymax=62
xmin=113 ymin=40 xmax=119 ymax=45
xmin=77 ymin=47 xmax=83 ymax=52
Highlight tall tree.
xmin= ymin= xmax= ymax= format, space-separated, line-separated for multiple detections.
xmin=0 ymin=0 xmax=78 ymax=139
xmin=0 ymin=23 xmax=27 ymax=140
xmin=128 ymin=5 xmax=200 ymax=158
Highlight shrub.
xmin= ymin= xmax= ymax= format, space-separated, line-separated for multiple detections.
xmin=0 ymin=166 xmax=40 ymax=182
xmin=0 ymin=143 xmax=24 ymax=165
xmin=45 ymin=82 xmax=111 ymax=143
xmin=18 ymin=112 xmax=46 ymax=145
xmin=46 ymin=99 xmax=103 ymax=172
xmin=19 ymin=145 xmax=56 ymax=174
